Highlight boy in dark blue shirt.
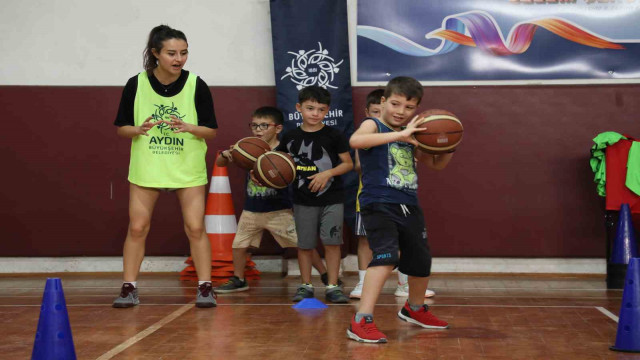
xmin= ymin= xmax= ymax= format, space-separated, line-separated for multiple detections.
xmin=347 ymin=77 xmax=453 ymax=343
xmin=214 ymin=107 xmax=297 ymax=292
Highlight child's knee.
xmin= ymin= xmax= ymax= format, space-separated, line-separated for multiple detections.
xmin=324 ymin=245 xmax=341 ymax=252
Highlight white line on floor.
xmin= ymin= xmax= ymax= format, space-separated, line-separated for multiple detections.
xmin=596 ymin=306 xmax=619 ymax=322
xmin=0 ymin=303 xmax=607 ymax=308
xmin=0 ymin=286 xmax=618 ymax=291
xmin=0 ymin=294 xmax=619 ymax=300
xmin=95 ymin=303 xmax=194 ymax=360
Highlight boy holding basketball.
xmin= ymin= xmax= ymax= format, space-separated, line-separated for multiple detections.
xmin=276 ymin=86 xmax=353 ymax=303
xmin=350 ymin=89 xmax=436 ymax=300
xmin=347 ymin=77 xmax=453 ymax=343
xmin=214 ymin=107 xmax=298 ymax=292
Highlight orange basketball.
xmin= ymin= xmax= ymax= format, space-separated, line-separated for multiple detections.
xmin=231 ymin=137 xmax=271 ymax=170
xmin=253 ymin=151 xmax=297 ymax=189
xmin=413 ymin=109 xmax=463 ymax=154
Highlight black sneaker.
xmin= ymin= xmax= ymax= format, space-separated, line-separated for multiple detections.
xmin=196 ymin=282 xmax=217 ymax=308
xmin=326 ymin=287 xmax=349 ymax=304
xmin=292 ymin=284 xmax=314 ymax=302
xmin=112 ymin=283 xmax=139 ymax=308
xmin=214 ymin=276 xmax=249 ymax=293
xmin=320 ymin=272 xmax=344 ymax=287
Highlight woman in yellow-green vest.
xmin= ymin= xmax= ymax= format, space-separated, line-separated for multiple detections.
xmin=113 ymin=25 xmax=218 ymax=308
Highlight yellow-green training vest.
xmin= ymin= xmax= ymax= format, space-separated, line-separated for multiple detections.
xmin=128 ymin=71 xmax=207 ymax=188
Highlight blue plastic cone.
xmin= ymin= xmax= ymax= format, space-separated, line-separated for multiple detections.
xmin=611 ymin=257 xmax=640 ymax=352
xmin=611 ymin=204 xmax=639 ymax=264
xmin=292 ymin=298 xmax=328 ymax=309
xmin=31 ymin=278 xmax=77 ymax=360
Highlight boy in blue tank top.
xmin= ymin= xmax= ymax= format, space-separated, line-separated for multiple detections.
xmin=350 ymin=89 xmax=436 ymax=300
xmin=346 ymin=77 xmax=454 ymax=343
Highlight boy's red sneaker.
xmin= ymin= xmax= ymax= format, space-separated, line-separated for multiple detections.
xmin=397 ymin=302 xmax=449 ymax=329
xmin=347 ymin=315 xmax=388 ymax=343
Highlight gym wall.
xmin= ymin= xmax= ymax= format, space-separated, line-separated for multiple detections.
xmin=0 ymin=0 xmax=637 ymax=258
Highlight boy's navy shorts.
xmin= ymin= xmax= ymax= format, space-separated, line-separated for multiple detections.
xmin=355 ymin=212 xmax=366 ymax=237
xmin=360 ymin=202 xmax=431 ymax=277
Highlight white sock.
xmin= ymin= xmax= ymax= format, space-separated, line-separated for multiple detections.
xmin=398 ymin=271 xmax=408 ymax=285
xmin=124 ymin=281 xmax=137 ymax=288
xmin=358 ymin=270 xmax=366 ymax=283
xmin=198 ymin=281 xmax=211 ymax=286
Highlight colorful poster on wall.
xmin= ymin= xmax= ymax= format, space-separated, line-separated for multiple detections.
xmin=357 ymin=0 xmax=640 ymax=83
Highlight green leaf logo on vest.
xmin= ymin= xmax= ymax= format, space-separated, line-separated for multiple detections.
xmin=151 ymin=102 xmax=186 ymax=137
xmin=148 ymin=102 xmax=185 ymax=155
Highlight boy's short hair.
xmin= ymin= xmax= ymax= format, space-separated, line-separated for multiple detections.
xmin=252 ymin=106 xmax=284 ymax=125
xmin=298 ymin=86 xmax=331 ymax=106
xmin=384 ymin=76 xmax=423 ymax=104
xmin=366 ymin=89 xmax=384 ymax=109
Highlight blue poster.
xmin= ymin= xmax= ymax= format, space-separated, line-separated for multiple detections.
xmin=270 ymin=0 xmax=358 ymax=233
xmin=270 ymin=0 xmax=354 ymax=135
xmin=357 ymin=0 xmax=640 ymax=82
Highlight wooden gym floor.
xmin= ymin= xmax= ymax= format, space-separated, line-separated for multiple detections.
xmin=1 ymin=272 xmax=638 ymax=360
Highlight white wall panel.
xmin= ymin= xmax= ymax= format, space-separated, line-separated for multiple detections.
xmin=0 ymin=0 xmax=295 ymax=86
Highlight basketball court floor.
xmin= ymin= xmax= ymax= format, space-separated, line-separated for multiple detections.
xmin=2 ymin=273 xmax=637 ymax=359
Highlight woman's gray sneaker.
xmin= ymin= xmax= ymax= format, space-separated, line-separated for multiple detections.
xmin=112 ymin=283 xmax=139 ymax=308
xmin=196 ymin=282 xmax=217 ymax=308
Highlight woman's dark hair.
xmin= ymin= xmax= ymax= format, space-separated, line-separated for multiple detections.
xmin=143 ymin=25 xmax=188 ymax=74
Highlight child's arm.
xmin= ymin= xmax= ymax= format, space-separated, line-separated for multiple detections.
xmin=349 ymin=116 xmax=424 ymax=149
xmin=415 ymin=149 xmax=454 ymax=170
xmin=307 ymin=151 xmax=353 ymax=193
xmin=215 ymin=146 xmax=234 ymax=167
xmin=165 ymin=115 xmax=217 ymax=140
xmin=354 ymin=149 xmax=361 ymax=174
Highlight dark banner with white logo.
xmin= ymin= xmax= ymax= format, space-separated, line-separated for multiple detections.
xmin=270 ymin=0 xmax=353 ymax=135
xmin=270 ymin=0 xmax=358 ymax=234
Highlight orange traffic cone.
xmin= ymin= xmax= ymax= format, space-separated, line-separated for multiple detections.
xmin=180 ymin=152 xmax=260 ymax=282
xmin=205 ymin=158 xmax=237 ymax=262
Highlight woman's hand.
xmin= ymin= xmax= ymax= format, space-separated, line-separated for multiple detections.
xmin=164 ymin=115 xmax=194 ymax=134
xmin=137 ymin=116 xmax=157 ymax=136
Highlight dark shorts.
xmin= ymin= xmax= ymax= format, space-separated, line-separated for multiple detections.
xmin=355 ymin=212 xmax=366 ymax=237
xmin=360 ymin=202 xmax=431 ymax=277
